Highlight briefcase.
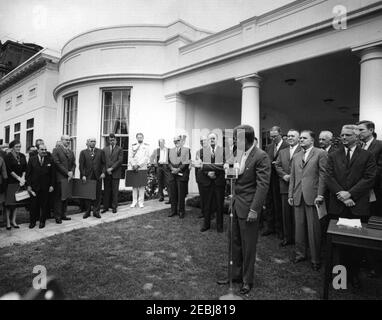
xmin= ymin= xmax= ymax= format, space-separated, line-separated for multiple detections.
xmin=15 ymin=188 xmax=30 ymax=202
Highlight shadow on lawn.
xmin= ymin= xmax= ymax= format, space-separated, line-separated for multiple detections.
xmin=0 ymin=207 xmax=381 ymax=300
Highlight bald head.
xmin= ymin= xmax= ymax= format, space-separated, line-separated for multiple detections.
xmin=319 ymin=131 xmax=333 ymax=149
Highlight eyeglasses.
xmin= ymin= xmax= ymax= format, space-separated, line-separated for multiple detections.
xmin=40 ymin=149 xmax=47 ymax=151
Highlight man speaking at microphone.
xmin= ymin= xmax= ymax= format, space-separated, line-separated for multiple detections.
xmin=217 ymin=125 xmax=271 ymax=295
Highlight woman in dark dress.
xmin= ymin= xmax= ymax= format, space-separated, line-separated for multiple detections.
xmin=4 ymin=140 xmax=27 ymax=230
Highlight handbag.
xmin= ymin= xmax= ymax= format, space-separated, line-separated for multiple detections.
xmin=15 ymin=187 xmax=30 ymax=202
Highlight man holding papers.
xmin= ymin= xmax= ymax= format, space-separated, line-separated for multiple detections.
xmin=288 ymin=130 xmax=327 ymax=271
xmin=325 ymin=124 xmax=376 ymax=288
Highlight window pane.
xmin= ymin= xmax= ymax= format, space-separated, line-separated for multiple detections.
xmin=14 ymin=122 xmax=21 ymax=132
xmin=14 ymin=133 xmax=20 ymax=141
xmin=26 ymin=130 xmax=33 ymax=149
xmin=27 ymin=118 xmax=34 ymax=129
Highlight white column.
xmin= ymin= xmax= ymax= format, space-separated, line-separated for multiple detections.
xmin=164 ymin=92 xmax=187 ymax=142
xmin=236 ymin=74 xmax=261 ymax=140
xmin=359 ymin=46 xmax=382 ymax=137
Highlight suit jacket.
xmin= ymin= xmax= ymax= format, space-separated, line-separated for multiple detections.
xmin=326 ymin=145 xmax=337 ymax=154
xmin=79 ymin=148 xmax=105 ymax=180
xmin=0 ymin=149 xmax=6 ymax=160
xmin=103 ymin=145 xmax=123 ymax=179
xmin=275 ymin=145 xmax=301 ymax=194
xmin=325 ymin=146 xmax=377 ymax=216
xmin=0 ymin=157 xmax=7 ymax=188
xmin=26 ymin=155 xmax=55 ymax=192
xmin=233 ymin=146 xmax=271 ymax=218
xmin=168 ymin=147 xmax=191 ymax=182
xmin=52 ymin=145 xmax=76 ymax=181
xmin=5 ymin=152 xmax=27 ymax=184
xmin=266 ymin=140 xmax=289 ymax=188
xmin=288 ymin=147 xmax=327 ymax=206
xmin=366 ymin=139 xmax=382 ymax=190
xmin=196 ymin=146 xmax=225 ymax=187
xmin=266 ymin=140 xmax=289 ymax=162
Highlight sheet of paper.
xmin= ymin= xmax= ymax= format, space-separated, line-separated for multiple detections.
xmin=336 ymin=218 xmax=362 ymax=228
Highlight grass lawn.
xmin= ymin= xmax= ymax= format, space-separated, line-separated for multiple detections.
xmin=0 ymin=206 xmax=381 ymax=300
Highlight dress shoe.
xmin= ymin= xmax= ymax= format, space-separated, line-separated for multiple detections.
xmin=130 ymin=203 xmax=137 ymax=208
xmin=311 ymin=263 xmax=321 ymax=271
xmin=139 ymin=204 xmax=144 ymax=208
xmin=168 ymin=212 xmax=177 ymax=217
xmin=112 ymin=209 xmax=117 ymax=214
xmin=29 ymin=222 xmax=36 ymax=229
xmin=261 ymin=229 xmax=274 ymax=236
xmin=217 ymin=278 xmax=242 ymax=285
xmin=159 ymin=197 xmax=164 ymax=202
xmin=39 ymin=222 xmax=45 ymax=229
xmin=93 ymin=212 xmax=101 ymax=219
xmin=293 ymin=255 xmax=306 ymax=264
xmin=83 ymin=212 xmax=91 ymax=219
xmin=200 ymin=226 xmax=210 ymax=232
xmin=239 ymin=283 xmax=253 ymax=295
xmin=165 ymin=201 xmax=171 ymax=204
xmin=6 ymin=226 xmax=11 ymax=230
xmin=11 ymin=223 xmax=20 ymax=229
xmin=101 ymin=209 xmax=108 ymax=213
xmin=179 ymin=212 xmax=185 ymax=219
xmin=55 ymin=218 xmax=62 ymax=224
xmin=61 ymin=216 xmax=71 ymax=221
xmin=279 ymin=240 xmax=291 ymax=247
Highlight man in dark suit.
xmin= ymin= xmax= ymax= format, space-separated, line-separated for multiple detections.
xmin=319 ymin=131 xmax=336 ymax=154
xmin=52 ymin=135 xmax=76 ymax=224
xmin=79 ymin=138 xmax=105 ymax=219
xmin=26 ymin=144 xmax=55 ymax=229
xmin=357 ymin=120 xmax=382 ymax=216
xmin=326 ymin=124 xmax=376 ymax=287
xmin=195 ymin=132 xmax=225 ymax=233
xmin=288 ymin=130 xmax=327 ymax=271
xmin=275 ymin=129 xmax=301 ymax=247
xmin=168 ymin=135 xmax=191 ymax=219
xmin=217 ymin=125 xmax=271 ymax=295
xmin=102 ymin=133 xmax=123 ymax=213
xmin=151 ymin=139 xmax=171 ymax=202
xmin=263 ymin=126 xmax=289 ymax=237
xmin=195 ymin=136 xmax=208 ymax=219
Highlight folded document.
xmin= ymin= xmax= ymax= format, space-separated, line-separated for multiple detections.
xmin=336 ymin=218 xmax=362 ymax=228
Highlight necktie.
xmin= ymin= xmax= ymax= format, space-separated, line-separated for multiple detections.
xmin=177 ymin=147 xmax=181 ymax=157
xmin=302 ymin=150 xmax=306 ymax=166
xmin=40 ymin=157 xmax=43 ymax=166
xmin=211 ymin=146 xmax=215 ymax=164
xmin=346 ymin=147 xmax=351 ymax=167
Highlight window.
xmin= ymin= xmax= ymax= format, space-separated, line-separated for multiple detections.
xmin=5 ymin=99 xmax=12 ymax=110
xmin=16 ymin=93 xmax=23 ymax=105
xmin=63 ymin=94 xmax=78 ymax=153
xmin=4 ymin=126 xmax=10 ymax=143
xmin=26 ymin=118 xmax=34 ymax=150
xmin=14 ymin=122 xmax=21 ymax=141
xmin=102 ymin=89 xmax=131 ymax=178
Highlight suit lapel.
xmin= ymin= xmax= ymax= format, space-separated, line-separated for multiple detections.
xmin=349 ymin=146 xmax=361 ymax=167
xmin=244 ymin=146 xmax=257 ymax=169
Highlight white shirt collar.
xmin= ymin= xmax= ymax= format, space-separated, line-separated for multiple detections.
xmin=364 ymin=137 xmax=374 ymax=150
xmin=325 ymin=145 xmax=331 ymax=152
xmin=303 ymin=145 xmax=314 ymax=158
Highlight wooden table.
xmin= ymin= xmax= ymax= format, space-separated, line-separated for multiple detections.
xmin=323 ymin=219 xmax=382 ymax=299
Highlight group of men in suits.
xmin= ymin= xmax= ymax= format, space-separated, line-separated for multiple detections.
xmin=266 ymin=121 xmax=382 ymax=288
xmin=24 ymin=133 xmax=123 ymax=227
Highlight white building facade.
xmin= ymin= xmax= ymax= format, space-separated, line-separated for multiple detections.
xmin=1 ymin=0 xmax=382 ymax=192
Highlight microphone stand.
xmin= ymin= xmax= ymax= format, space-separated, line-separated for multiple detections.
xmin=219 ymin=164 xmax=242 ymax=300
